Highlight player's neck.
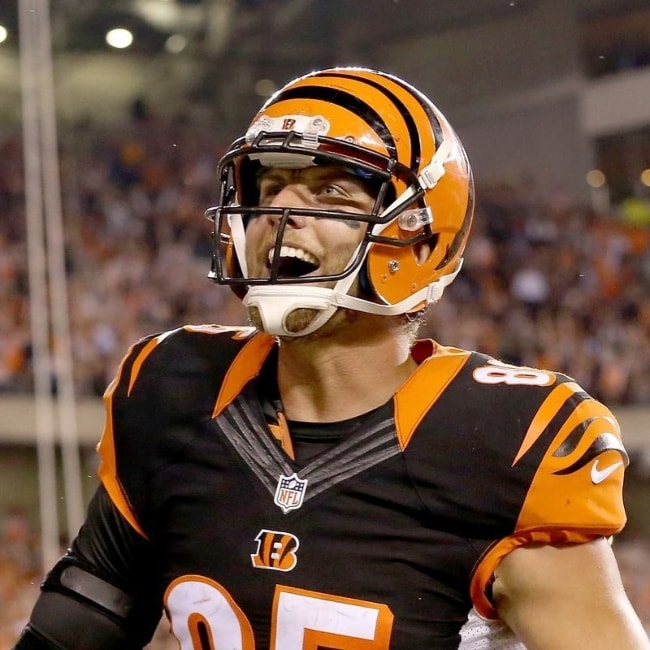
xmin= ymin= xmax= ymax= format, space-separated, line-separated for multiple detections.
xmin=276 ymin=312 xmax=418 ymax=423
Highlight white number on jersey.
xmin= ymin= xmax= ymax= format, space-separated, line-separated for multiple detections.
xmin=165 ymin=576 xmax=394 ymax=649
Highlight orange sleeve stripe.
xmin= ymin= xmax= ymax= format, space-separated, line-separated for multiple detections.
xmin=512 ymin=381 xmax=583 ymax=466
xmin=97 ymin=373 xmax=148 ymax=539
xmin=551 ymin=398 xmax=621 ymax=458
xmin=212 ymin=333 xmax=276 ymax=418
xmin=470 ymin=529 xmax=607 ymax=619
xmin=394 ymin=345 xmax=470 ymax=450
xmin=514 ymin=401 xmax=627 ymax=534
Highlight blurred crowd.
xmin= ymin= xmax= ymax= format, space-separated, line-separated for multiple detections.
xmin=1 ymin=108 xmax=244 ymax=399
xmin=0 ymin=509 xmax=40 ymax=648
xmin=1 ymin=108 xmax=649 ymax=405
xmin=422 ymin=179 xmax=650 ymax=405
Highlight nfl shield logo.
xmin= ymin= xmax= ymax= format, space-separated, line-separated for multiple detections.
xmin=274 ymin=473 xmax=308 ymax=513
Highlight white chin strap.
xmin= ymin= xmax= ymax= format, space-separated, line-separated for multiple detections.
xmin=243 ymin=261 xmax=461 ymax=338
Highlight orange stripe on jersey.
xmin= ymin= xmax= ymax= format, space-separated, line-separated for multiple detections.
xmin=127 ymin=328 xmax=181 ymax=396
xmin=212 ymin=332 xmax=276 ymax=418
xmin=127 ymin=337 xmax=160 ymax=396
xmin=512 ymin=381 xmax=583 ymax=466
xmin=268 ymin=410 xmax=295 ymax=460
xmin=97 ymin=367 xmax=148 ymax=538
xmin=394 ymin=343 xmax=471 ymax=450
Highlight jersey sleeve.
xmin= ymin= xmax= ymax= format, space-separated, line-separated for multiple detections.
xmin=13 ymin=486 xmax=162 ymax=649
xmin=96 ymin=331 xmax=167 ymax=538
xmin=470 ymin=378 xmax=628 ymax=618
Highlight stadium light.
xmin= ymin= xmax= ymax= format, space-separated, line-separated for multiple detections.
xmin=165 ymin=33 xmax=187 ymax=53
xmin=586 ymin=169 xmax=606 ymax=188
xmin=106 ymin=27 xmax=134 ymax=49
xmin=641 ymin=169 xmax=650 ymax=188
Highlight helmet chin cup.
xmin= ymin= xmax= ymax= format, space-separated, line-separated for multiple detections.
xmin=243 ymin=258 xmax=461 ymax=338
xmin=243 ymin=286 xmax=340 ymax=338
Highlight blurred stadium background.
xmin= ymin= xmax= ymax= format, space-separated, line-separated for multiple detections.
xmin=0 ymin=0 xmax=649 ymax=644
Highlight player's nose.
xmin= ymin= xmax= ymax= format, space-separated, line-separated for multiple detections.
xmin=264 ymin=184 xmax=309 ymax=228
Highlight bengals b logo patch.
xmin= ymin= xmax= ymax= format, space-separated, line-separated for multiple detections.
xmin=251 ymin=529 xmax=300 ymax=572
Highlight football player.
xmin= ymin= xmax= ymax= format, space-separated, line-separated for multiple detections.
xmin=14 ymin=67 xmax=650 ymax=649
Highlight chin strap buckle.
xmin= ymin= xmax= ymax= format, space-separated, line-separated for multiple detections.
xmin=419 ymin=139 xmax=453 ymax=190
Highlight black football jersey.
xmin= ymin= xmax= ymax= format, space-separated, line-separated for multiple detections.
xmin=95 ymin=325 xmax=628 ymax=649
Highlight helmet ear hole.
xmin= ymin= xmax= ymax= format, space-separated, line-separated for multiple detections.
xmin=358 ymin=262 xmax=373 ymax=298
xmin=414 ymin=239 xmax=432 ymax=265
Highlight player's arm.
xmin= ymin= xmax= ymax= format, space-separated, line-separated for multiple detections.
xmin=492 ymin=537 xmax=650 ymax=650
xmin=12 ymin=485 xmax=162 ymax=650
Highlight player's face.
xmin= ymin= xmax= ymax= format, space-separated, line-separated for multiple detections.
xmin=244 ymin=165 xmax=374 ymax=283
xmin=244 ymin=165 xmax=376 ymax=335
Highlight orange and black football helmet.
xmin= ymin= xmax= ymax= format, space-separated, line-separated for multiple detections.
xmin=206 ymin=66 xmax=474 ymax=336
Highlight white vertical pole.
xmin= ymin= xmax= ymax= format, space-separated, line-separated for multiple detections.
xmin=35 ymin=0 xmax=85 ymax=540
xmin=18 ymin=0 xmax=86 ymax=569
xmin=18 ymin=0 xmax=61 ymax=572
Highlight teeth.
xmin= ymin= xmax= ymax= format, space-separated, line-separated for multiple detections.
xmin=268 ymin=246 xmax=319 ymax=267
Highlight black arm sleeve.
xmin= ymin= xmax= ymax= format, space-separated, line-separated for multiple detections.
xmin=12 ymin=485 xmax=163 ymax=650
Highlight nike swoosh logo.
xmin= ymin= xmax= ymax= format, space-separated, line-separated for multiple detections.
xmin=591 ymin=460 xmax=624 ymax=484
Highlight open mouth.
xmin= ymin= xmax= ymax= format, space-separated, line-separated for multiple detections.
xmin=267 ymin=246 xmax=320 ymax=278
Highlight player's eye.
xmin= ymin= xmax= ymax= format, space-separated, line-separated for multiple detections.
xmin=258 ymin=182 xmax=283 ymax=206
xmin=321 ymin=184 xmax=344 ymax=195
xmin=316 ymin=182 xmax=354 ymax=203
